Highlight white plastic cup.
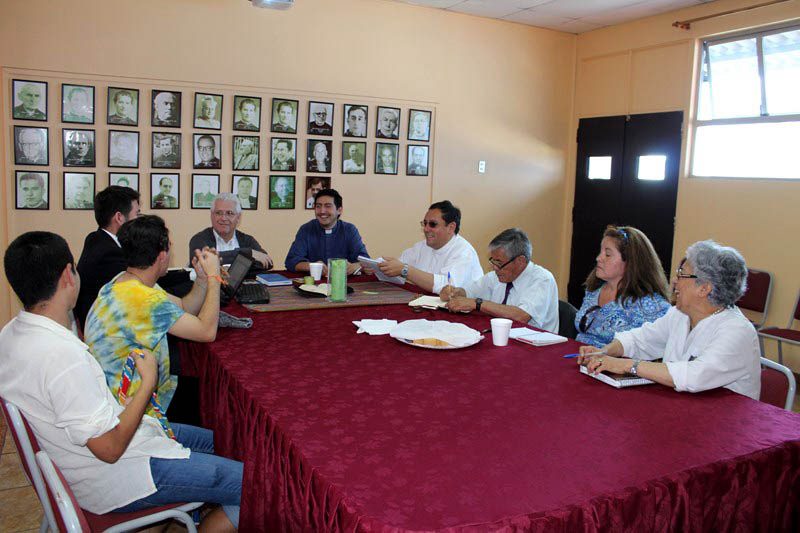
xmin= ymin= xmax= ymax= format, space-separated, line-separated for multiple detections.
xmin=309 ymin=262 xmax=324 ymax=281
xmin=490 ymin=318 xmax=513 ymax=347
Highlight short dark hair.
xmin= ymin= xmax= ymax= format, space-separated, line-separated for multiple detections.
xmin=429 ymin=200 xmax=461 ymax=234
xmin=113 ymin=90 xmax=133 ymax=103
xmin=238 ymin=98 xmax=256 ymax=111
xmin=4 ymin=231 xmax=74 ymax=309
xmin=314 ymin=188 xmax=342 ymax=209
xmin=118 ymin=215 xmax=170 ymax=269
xmin=19 ymin=172 xmax=44 ymax=188
xmin=307 ymin=177 xmax=325 ymax=188
xmin=94 ymin=186 xmax=140 ymax=228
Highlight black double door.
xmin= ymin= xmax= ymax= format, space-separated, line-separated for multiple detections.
xmin=566 ymin=111 xmax=683 ymax=306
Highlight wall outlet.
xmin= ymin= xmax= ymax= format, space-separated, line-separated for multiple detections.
xmin=478 ymin=160 xmax=486 ymax=173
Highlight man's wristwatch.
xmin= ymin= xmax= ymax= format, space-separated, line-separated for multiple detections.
xmin=400 ymin=264 xmax=409 ymax=279
xmin=475 ymin=298 xmax=483 ymax=312
xmin=630 ymin=359 xmax=641 ymax=376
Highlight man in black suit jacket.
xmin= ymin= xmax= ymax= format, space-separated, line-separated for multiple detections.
xmin=75 ymin=186 xmax=141 ymax=329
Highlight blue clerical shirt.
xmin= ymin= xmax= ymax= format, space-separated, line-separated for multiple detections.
xmin=285 ymin=219 xmax=369 ymax=271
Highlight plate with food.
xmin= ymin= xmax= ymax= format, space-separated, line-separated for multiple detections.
xmin=395 ymin=336 xmax=483 ymax=350
xmin=390 ymin=319 xmax=483 ymax=349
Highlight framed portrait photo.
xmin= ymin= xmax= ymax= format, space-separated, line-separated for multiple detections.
xmin=407 ymin=145 xmax=430 ymax=176
xmin=63 ymin=172 xmax=95 ymax=210
xmin=12 ymin=79 xmax=47 ymax=121
xmin=109 ymin=172 xmax=139 ymax=191
xmin=375 ymin=143 xmax=399 ymax=175
xmin=151 ymin=89 xmax=181 ymax=128
xmin=270 ymin=98 xmax=298 ymax=134
xmin=376 ymin=106 xmax=400 ymax=139
xmin=304 ymin=176 xmax=330 ymax=209
xmin=233 ymin=95 xmax=262 ymax=132
xmin=191 ymin=174 xmax=220 ymax=209
xmin=152 ymin=132 xmax=182 ymax=169
xmin=193 ymin=133 xmax=222 ymax=170
xmin=232 ymin=135 xmax=259 ymax=171
xmin=341 ymin=141 xmax=366 ymax=174
xmin=14 ymin=126 xmax=49 ymax=166
xmin=108 ymin=130 xmax=139 ymax=168
xmin=269 ymin=175 xmax=295 ymax=210
xmin=151 ymin=173 xmax=179 ymax=209
xmin=233 ymin=175 xmax=259 ymax=210
xmin=306 ymin=139 xmax=332 ymax=173
xmin=15 ymin=171 xmax=49 ymax=210
xmin=307 ymin=101 xmax=334 ymax=136
xmin=408 ymin=109 xmax=432 ymax=142
xmin=270 ymin=138 xmax=296 ymax=172
xmin=62 ymin=128 xmax=96 ymax=167
xmin=194 ymin=92 xmax=223 ymax=130
xmin=107 ymin=87 xmax=139 ymax=126
xmin=343 ymin=104 xmax=367 ymax=138
xmin=62 ymin=84 xmax=95 ymax=124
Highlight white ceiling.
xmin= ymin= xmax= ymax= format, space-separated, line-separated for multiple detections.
xmin=391 ymin=0 xmax=718 ymax=34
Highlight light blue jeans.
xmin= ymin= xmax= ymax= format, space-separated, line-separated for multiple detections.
xmin=112 ymin=423 xmax=242 ymax=527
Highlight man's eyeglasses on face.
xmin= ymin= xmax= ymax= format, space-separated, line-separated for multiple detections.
xmin=676 ymin=258 xmax=698 ymax=279
xmin=420 ymin=220 xmax=439 ymax=229
xmin=488 ymin=254 xmax=520 ymax=270
xmin=213 ymin=210 xmax=236 ymax=218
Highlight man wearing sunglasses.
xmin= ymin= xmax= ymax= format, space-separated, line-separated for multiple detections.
xmin=440 ymin=228 xmax=559 ymax=332
xmin=377 ymin=200 xmax=482 ymax=294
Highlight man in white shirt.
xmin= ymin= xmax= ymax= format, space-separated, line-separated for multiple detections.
xmin=189 ymin=193 xmax=272 ymax=268
xmin=0 ymin=231 xmax=241 ymax=530
xmin=441 ymin=228 xmax=559 ymax=333
xmin=378 ymin=200 xmax=483 ymax=294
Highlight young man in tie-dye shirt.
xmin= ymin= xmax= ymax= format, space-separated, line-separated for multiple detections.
xmin=85 ymin=215 xmax=221 ymax=417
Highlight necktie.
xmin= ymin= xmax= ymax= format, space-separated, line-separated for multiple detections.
xmin=502 ymin=282 xmax=513 ymax=305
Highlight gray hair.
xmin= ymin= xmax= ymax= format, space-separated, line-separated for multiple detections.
xmin=685 ymin=240 xmax=747 ymax=307
xmin=488 ymin=228 xmax=532 ymax=262
xmin=212 ymin=192 xmax=241 ymax=214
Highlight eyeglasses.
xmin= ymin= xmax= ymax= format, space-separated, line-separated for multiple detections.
xmin=213 ymin=210 xmax=237 ymax=218
xmin=488 ymin=254 xmax=520 ymax=270
xmin=676 ymin=258 xmax=698 ymax=279
xmin=420 ymin=220 xmax=440 ymax=228
xmin=578 ymin=305 xmax=602 ymax=333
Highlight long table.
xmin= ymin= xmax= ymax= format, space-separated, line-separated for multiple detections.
xmin=185 ymin=284 xmax=800 ymax=531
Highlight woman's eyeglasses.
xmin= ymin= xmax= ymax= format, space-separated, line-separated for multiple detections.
xmin=676 ymin=258 xmax=698 ymax=279
xmin=578 ymin=305 xmax=601 ymax=333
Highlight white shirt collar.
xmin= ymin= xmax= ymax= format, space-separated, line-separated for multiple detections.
xmin=17 ymin=310 xmax=88 ymax=349
xmin=429 ymin=234 xmax=459 ymax=255
xmin=213 ymin=229 xmax=239 ymax=251
xmin=101 ymin=228 xmax=121 ymax=247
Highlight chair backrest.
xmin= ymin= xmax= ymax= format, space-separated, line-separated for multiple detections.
xmin=790 ymin=289 xmax=800 ymax=327
xmin=558 ymin=300 xmax=579 ymax=339
xmin=737 ymin=269 xmax=773 ymax=328
xmin=1 ymin=399 xmax=58 ymax=530
xmin=760 ymin=357 xmax=797 ymax=411
xmin=35 ymin=450 xmax=92 ymax=533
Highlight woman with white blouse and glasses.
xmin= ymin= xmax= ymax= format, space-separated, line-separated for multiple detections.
xmin=578 ymin=240 xmax=761 ymax=400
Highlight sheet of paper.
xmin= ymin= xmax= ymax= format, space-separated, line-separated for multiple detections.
xmin=408 ymin=295 xmax=447 ymax=309
xmin=358 ymin=255 xmax=405 ymax=285
xmin=352 ymin=319 xmax=398 ymax=335
xmin=509 ymin=328 xmax=567 ymax=346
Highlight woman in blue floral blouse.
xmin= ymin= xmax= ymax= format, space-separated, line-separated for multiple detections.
xmin=574 ymin=226 xmax=671 ymax=347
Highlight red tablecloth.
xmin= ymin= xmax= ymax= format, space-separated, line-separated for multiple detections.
xmin=187 ymin=302 xmax=800 ymax=532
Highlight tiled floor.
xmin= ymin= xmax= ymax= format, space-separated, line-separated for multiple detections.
xmin=3 ymin=392 xmax=800 ymax=532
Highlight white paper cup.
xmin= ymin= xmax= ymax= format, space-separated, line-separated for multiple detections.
xmin=309 ymin=262 xmax=324 ymax=281
xmin=490 ymin=318 xmax=513 ymax=347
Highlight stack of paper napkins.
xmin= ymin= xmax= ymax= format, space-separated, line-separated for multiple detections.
xmin=389 ymin=319 xmax=482 ymax=348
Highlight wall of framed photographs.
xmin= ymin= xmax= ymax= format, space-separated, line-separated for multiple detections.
xmin=0 ymin=0 xmax=576 ymax=320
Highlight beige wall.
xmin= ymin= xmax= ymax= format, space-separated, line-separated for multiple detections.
xmin=567 ymin=0 xmax=800 ymax=368
xmin=1 ymin=0 xmax=576 ymax=322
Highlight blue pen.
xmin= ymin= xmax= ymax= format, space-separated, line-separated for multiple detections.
xmin=563 ymin=350 xmax=605 ymax=359
xmin=447 ymin=272 xmax=452 ymax=286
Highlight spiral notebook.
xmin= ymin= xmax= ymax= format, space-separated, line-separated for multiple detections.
xmin=579 ymin=365 xmax=655 ymax=388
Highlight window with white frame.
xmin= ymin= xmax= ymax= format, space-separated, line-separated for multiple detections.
xmin=691 ymin=25 xmax=800 ymax=179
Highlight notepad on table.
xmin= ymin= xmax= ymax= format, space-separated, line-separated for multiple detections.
xmin=579 ymin=365 xmax=655 ymax=388
xmin=256 ymin=273 xmax=292 ymax=286
xmin=509 ymin=328 xmax=567 ymax=346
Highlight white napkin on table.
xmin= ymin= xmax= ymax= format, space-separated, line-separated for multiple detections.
xmin=389 ymin=319 xmax=482 ymax=348
xmin=353 ymin=319 xmax=398 ymax=335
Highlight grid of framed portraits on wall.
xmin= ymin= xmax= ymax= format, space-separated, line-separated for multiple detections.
xmin=9 ymin=76 xmax=433 ymax=211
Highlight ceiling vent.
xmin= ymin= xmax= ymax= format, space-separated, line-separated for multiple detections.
xmin=250 ymin=0 xmax=294 ymax=10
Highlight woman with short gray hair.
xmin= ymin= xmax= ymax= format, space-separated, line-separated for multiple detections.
xmin=578 ymin=240 xmax=760 ymax=399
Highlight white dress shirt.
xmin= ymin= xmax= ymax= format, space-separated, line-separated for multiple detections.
xmin=0 ymin=311 xmax=188 ymax=514
xmin=399 ymin=234 xmax=483 ymax=294
xmin=464 ymin=262 xmax=559 ymax=333
xmin=615 ymin=306 xmax=761 ymax=399
xmin=214 ymin=230 xmax=240 ymax=254
xmin=101 ymin=228 xmax=121 ymax=247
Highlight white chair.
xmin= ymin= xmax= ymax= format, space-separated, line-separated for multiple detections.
xmin=760 ymin=357 xmax=797 ymax=411
xmin=35 ymin=450 xmax=202 ymax=532
xmin=1 ymin=399 xmax=58 ymax=532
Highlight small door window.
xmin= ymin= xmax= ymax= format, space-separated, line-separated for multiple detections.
xmin=587 ymin=156 xmax=612 ymax=180
xmin=637 ymin=155 xmax=667 ymax=181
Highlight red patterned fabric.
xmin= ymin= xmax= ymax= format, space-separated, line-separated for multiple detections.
xmin=187 ymin=304 xmax=800 ymax=532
